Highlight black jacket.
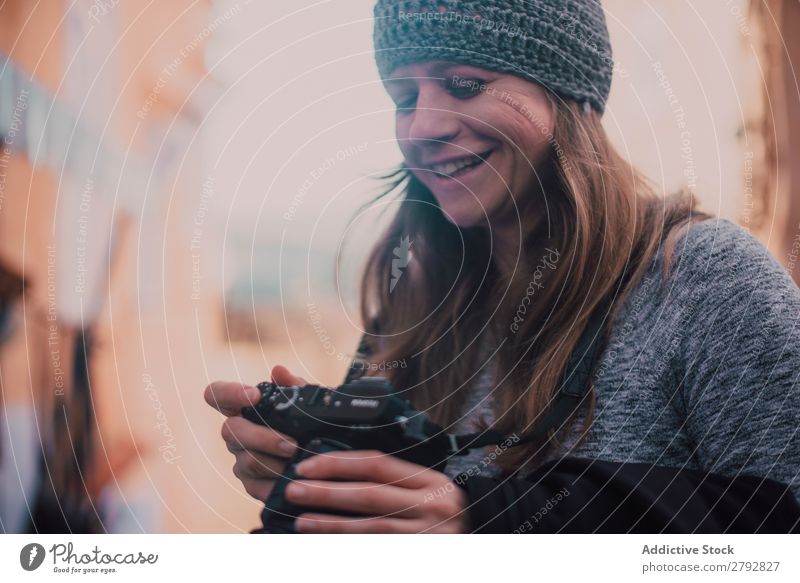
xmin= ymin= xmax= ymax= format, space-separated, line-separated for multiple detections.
xmin=454 ymin=456 xmax=800 ymax=533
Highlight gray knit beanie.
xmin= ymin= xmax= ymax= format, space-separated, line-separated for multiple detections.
xmin=373 ymin=0 xmax=614 ymax=114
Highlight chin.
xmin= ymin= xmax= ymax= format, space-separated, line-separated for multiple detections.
xmin=437 ymin=203 xmax=490 ymax=229
xmin=436 ymin=192 xmax=508 ymax=229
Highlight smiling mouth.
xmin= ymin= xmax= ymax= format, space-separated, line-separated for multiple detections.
xmin=425 ymin=150 xmax=494 ymax=180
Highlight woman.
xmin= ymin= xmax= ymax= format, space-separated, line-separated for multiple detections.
xmin=205 ymin=0 xmax=800 ymax=533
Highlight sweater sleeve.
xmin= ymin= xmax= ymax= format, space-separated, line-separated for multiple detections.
xmin=672 ymin=219 xmax=800 ymax=500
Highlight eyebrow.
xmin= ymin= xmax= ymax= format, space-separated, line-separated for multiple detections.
xmin=384 ymin=62 xmax=472 ymax=85
xmin=384 ymin=75 xmax=443 ymax=90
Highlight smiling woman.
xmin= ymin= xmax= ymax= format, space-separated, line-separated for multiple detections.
xmin=205 ymin=0 xmax=800 ymax=534
xmin=384 ymin=60 xmax=557 ymax=231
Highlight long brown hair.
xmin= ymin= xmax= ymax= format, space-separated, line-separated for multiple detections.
xmin=356 ymin=97 xmax=709 ymax=473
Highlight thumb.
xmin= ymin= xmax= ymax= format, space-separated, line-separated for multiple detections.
xmin=271 ymin=364 xmax=308 ymax=387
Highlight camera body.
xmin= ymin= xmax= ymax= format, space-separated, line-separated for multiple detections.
xmin=241 ymin=376 xmax=453 ymax=533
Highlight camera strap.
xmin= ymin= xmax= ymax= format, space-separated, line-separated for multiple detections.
xmin=445 ymin=301 xmax=610 ymax=456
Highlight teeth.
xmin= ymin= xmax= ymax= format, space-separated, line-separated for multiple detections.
xmin=429 ymin=154 xmax=482 ymax=176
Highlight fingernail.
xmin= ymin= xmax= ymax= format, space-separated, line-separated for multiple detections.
xmin=278 ymin=440 xmax=296 ymax=455
xmin=287 ymin=482 xmax=305 ymax=498
xmin=295 ymin=459 xmax=315 ymax=476
xmin=244 ymin=387 xmax=261 ymax=403
xmin=295 ymin=517 xmax=316 ymax=533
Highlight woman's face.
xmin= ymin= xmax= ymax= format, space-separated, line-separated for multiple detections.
xmin=383 ymin=60 xmax=555 ymax=229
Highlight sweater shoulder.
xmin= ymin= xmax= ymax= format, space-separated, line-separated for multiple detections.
xmin=612 ymin=217 xmax=799 ymax=341
xmin=667 ymin=217 xmax=791 ymax=284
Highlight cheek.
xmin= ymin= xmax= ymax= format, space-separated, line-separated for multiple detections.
xmin=394 ymin=116 xmax=411 ymax=158
xmin=510 ymin=113 xmax=553 ymax=163
xmin=486 ymin=89 xmax=553 ymax=150
xmin=507 ymin=126 xmax=554 ymax=198
xmin=476 ymin=107 xmax=550 ymax=188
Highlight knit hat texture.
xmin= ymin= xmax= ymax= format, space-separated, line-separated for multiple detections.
xmin=373 ymin=0 xmax=614 ymax=113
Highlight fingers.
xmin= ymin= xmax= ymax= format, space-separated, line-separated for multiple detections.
xmin=240 ymin=477 xmax=274 ymax=502
xmin=204 ymin=362 xmax=307 ymax=416
xmin=285 ymin=480 xmax=422 ymax=518
xmin=232 ymin=449 xmax=287 ymax=480
xmin=295 ymin=513 xmax=424 ymax=534
xmin=295 ymin=450 xmax=434 ymax=488
xmin=223 ymin=416 xmax=296 ymax=502
xmin=204 ymin=381 xmax=261 ymax=417
xmin=221 ymin=416 xmax=297 ymax=458
xmin=210 ymin=367 xmax=308 ymax=505
xmin=271 ymin=365 xmax=308 ymax=387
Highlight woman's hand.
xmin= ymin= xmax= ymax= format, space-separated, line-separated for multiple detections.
xmin=203 ymin=365 xmax=306 ymax=501
xmin=286 ymin=450 xmax=469 ymax=533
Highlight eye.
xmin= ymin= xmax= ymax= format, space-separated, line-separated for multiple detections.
xmin=445 ymin=76 xmax=487 ymax=99
xmin=394 ymin=93 xmax=417 ymax=113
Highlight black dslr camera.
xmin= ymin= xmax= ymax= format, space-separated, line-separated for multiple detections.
xmin=241 ymin=376 xmax=455 ymax=533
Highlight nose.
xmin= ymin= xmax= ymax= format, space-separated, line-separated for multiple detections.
xmin=406 ymin=86 xmax=460 ymax=148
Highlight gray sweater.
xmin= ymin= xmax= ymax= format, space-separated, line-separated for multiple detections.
xmin=444 ymin=218 xmax=800 ymax=501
